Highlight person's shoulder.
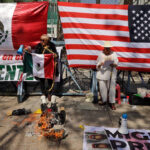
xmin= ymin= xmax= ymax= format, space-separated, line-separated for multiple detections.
xmin=110 ymin=51 xmax=116 ymax=55
xmin=35 ymin=43 xmax=42 ymax=48
xmin=49 ymin=41 xmax=55 ymax=46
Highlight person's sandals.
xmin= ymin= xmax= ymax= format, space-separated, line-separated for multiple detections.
xmin=98 ymin=101 xmax=107 ymax=106
xmin=110 ymin=103 xmax=116 ymax=110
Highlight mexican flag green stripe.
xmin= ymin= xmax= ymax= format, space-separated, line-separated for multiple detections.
xmin=23 ymin=52 xmax=33 ymax=76
xmin=23 ymin=52 xmax=54 ymax=79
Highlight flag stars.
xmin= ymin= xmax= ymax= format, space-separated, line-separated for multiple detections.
xmin=137 ymin=27 xmax=140 ymax=30
xmin=129 ymin=6 xmax=150 ymax=42
xmin=132 ymin=10 xmax=136 ymax=14
xmin=141 ymin=30 xmax=144 ymax=33
xmin=140 ymin=10 xmax=143 ymax=14
xmin=134 ymin=36 xmax=138 ymax=39
xmin=132 ymin=17 xmax=136 ymax=20
xmin=133 ymin=23 xmax=136 ymax=27
xmin=144 ymin=20 xmax=148 ymax=24
xmin=140 ymin=17 xmax=144 ymax=20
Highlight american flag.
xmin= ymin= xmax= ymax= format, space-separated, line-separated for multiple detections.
xmin=58 ymin=2 xmax=150 ymax=72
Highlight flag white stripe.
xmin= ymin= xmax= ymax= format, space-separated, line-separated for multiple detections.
xmin=117 ymin=52 xmax=150 ymax=58
xmin=59 ymin=6 xmax=128 ymax=16
xmin=61 ymin=17 xmax=128 ymax=26
xmin=67 ymin=50 xmax=150 ymax=58
xmin=119 ymin=62 xmax=150 ymax=68
xmin=63 ymin=28 xmax=129 ymax=37
xmin=68 ymin=60 xmax=150 ymax=68
xmin=67 ymin=50 xmax=100 ymax=55
xmin=68 ymin=59 xmax=96 ymax=65
xmin=0 ymin=4 xmax=16 ymax=50
xmin=65 ymin=39 xmax=150 ymax=48
xmin=32 ymin=54 xmax=44 ymax=78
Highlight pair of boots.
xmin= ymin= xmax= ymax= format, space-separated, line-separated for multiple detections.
xmin=41 ymin=94 xmax=51 ymax=103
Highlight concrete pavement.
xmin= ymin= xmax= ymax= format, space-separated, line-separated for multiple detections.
xmin=0 ymin=95 xmax=150 ymax=150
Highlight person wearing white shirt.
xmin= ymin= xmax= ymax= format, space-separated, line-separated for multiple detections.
xmin=96 ymin=41 xmax=118 ymax=110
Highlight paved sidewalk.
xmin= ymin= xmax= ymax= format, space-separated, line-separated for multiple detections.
xmin=0 ymin=96 xmax=150 ymax=150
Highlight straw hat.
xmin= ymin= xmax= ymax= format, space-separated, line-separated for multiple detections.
xmin=103 ymin=41 xmax=112 ymax=48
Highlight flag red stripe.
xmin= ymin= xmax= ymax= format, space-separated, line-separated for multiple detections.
xmin=62 ymin=23 xmax=129 ymax=31
xmin=64 ymin=34 xmax=130 ymax=42
xmin=66 ymin=44 xmax=103 ymax=50
xmin=66 ymin=44 xmax=150 ymax=53
xmin=69 ymin=64 xmax=96 ymax=69
xmin=68 ymin=55 xmax=150 ymax=63
xmin=12 ymin=2 xmax=49 ymax=50
xmin=112 ymin=47 xmax=150 ymax=53
xmin=58 ymin=1 xmax=128 ymax=10
xmin=117 ymin=67 xmax=150 ymax=72
xmin=69 ymin=65 xmax=150 ymax=72
xmin=44 ymin=54 xmax=54 ymax=79
xmin=118 ymin=57 xmax=150 ymax=63
xmin=60 ymin=12 xmax=128 ymax=21
xmin=67 ymin=54 xmax=97 ymax=60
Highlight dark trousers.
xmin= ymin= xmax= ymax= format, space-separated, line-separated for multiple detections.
xmin=39 ymin=78 xmax=53 ymax=96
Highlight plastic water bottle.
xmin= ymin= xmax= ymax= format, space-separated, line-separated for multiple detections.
xmin=118 ymin=113 xmax=128 ymax=134
xmin=126 ymin=96 xmax=129 ymax=104
xmin=122 ymin=97 xmax=126 ymax=104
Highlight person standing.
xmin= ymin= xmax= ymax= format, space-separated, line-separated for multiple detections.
xmin=34 ymin=34 xmax=58 ymax=102
xmin=24 ymin=34 xmax=58 ymax=102
xmin=96 ymin=41 xmax=118 ymax=110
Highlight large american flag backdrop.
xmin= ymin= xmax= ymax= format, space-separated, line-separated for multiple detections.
xmin=58 ymin=2 xmax=150 ymax=72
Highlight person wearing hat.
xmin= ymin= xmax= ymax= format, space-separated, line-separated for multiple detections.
xmin=96 ymin=41 xmax=118 ymax=110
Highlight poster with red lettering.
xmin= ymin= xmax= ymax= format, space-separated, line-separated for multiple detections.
xmin=83 ymin=126 xmax=150 ymax=150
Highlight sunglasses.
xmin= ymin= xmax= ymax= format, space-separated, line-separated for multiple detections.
xmin=105 ymin=47 xmax=110 ymax=50
xmin=40 ymin=39 xmax=46 ymax=42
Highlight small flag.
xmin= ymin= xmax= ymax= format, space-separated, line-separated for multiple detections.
xmin=23 ymin=52 xmax=54 ymax=79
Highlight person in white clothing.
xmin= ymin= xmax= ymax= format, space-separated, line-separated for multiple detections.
xmin=96 ymin=41 xmax=118 ymax=110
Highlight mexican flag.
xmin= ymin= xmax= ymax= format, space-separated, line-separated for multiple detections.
xmin=23 ymin=52 xmax=54 ymax=79
xmin=0 ymin=2 xmax=49 ymax=51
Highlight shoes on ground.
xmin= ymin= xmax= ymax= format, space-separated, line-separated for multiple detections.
xmin=41 ymin=95 xmax=46 ymax=104
xmin=110 ymin=103 xmax=116 ymax=110
xmin=99 ymin=101 xmax=107 ymax=106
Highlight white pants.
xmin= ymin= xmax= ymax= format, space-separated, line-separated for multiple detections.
xmin=98 ymin=79 xmax=116 ymax=103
